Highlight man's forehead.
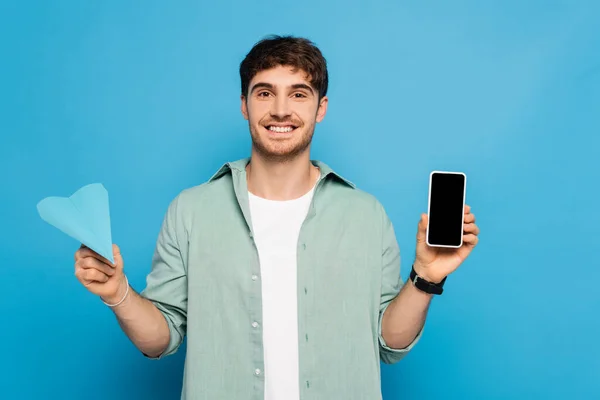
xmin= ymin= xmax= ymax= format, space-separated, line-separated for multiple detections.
xmin=250 ymin=65 xmax=312 ymax=86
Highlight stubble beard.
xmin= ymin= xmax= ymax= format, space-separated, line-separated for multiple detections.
xmin=249 ymin=119 xmax=316 ymax=163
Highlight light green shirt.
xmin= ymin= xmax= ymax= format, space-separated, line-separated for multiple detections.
xmin=139 ymin=158 xmax=421 ymax=400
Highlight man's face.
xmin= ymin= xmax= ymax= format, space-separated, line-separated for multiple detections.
xmin=241 ymin=65 xmax=328 ymax=161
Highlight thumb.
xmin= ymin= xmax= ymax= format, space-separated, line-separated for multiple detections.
xmin=112 ymin=244 xmax=124 ymax=272
xmin=416 ymin=213 xmax=428 ymax=244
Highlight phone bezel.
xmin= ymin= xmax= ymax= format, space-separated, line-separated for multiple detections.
xmin=426 ymin=170 xmax=467 ymax=248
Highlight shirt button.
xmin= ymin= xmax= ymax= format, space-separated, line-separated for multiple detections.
xmin=255 ymin=368 xmax=261 ymax=376
xmin=252 ymin=274 xmax=258 ymax=281
xmin=252 ymin=321 xmax=259 ymax=328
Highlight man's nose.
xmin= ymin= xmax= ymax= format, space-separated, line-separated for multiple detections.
xmin=271 ymin=96 xmax=291 ymax=119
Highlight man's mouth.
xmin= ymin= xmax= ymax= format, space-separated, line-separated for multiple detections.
xmin=265 ymin=125 xmax=297 ymax=133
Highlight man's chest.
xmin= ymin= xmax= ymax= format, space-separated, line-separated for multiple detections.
xmin=185 ymin=209 xmax=382 ymax=311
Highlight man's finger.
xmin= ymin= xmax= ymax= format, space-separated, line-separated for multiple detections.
xmin=78 ymin=257 xmax=115 ymax=277
xmin=82 ymin=268 xmax=110 ymax=284
xmin=463 ymin=234 xmax=479 ymax=246
xmin=464 ymin=213 xmax=475 ymax=224
xmin=77 ymin=247 xmax=115 ymax=268
xmin=75 ymin=264 xmax=109 ymax=284
xmin=75 ymin=244 xmax=87 ymax=261
xmin=463 ymin=223 xmax=479 ymax=235
xmin=416 ymin=213 xmax=427 ymax=243
xmin=112 ymin=244 xmax=123 ymax=270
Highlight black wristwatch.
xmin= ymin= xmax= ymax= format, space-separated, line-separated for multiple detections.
xmin=410 ymin=265 xmax=447 ymax=295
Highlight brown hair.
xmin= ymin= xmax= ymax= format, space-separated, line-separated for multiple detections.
xmin=239 ymin=35 xmax=329 ymax=100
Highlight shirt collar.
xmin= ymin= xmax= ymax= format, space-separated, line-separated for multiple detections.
xmin=208 ymin=157 xmax=356 ymax=189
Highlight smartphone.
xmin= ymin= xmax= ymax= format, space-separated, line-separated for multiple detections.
xmin=426 ymin=171 xmax=467 ymax=248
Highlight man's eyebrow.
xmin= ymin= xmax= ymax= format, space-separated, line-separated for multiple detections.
xmin=250 ymin=82 xmax=315 ymax=95
xmin=290 ymin=83 xmax=315 ymax=95
xmin=250 ymin=82 xmax=274 ymax=94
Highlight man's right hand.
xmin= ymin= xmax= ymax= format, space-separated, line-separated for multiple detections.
xmin=73 ymin=243 xmax=171 ymax=357
xmin=74 ymin=244 xmax=128 ymax=305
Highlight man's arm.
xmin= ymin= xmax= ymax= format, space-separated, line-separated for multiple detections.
xmin=377 ymin=205 xmax=428 ymax=364
xmin=102 ymin=279 xmax=172 ymax=358
xmin=379 ymin=205 xmax=479 ymax=355
xmin=74 ymin=195 xmax=188 ymax=360
xmin=380 ymin=278 xmax=432 ymax=349
xmin=137 ymin=194 xmax=189 ymax=359
xmin=112 ymin=193 xmax=188 ymax=359
xmin=377 ymin=203 xmax=479 ymax=362
xmin=75 ymin=244 xmax=174 ymax=357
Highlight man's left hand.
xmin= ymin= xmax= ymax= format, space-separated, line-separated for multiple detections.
xmin=413 ymin=205 xmax=480 ymax=283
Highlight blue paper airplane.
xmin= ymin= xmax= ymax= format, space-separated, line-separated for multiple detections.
xmin=37 ymin=183 xmax=114 ymax=264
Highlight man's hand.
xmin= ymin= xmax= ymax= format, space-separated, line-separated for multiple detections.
xmin=413 ymin=205 xmax=480 ymax=283
xmin=74 ymin=244 xmax=128 ymax=305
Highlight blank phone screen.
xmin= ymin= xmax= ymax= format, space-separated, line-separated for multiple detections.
xmin=427 ymin=172 xmax=465 ymax=247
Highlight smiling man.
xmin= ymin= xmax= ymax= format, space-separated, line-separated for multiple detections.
xmin=243 ymin=67 xmax=323 ymax=164
xmin=73 ymin=35 xmax=480 ymax=400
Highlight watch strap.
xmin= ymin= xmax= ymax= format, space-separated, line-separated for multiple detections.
xmin=410 ymin=265 xmax=447 ymax=295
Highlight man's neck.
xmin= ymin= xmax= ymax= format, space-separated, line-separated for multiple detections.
xmin=246 ymin=151 xmax=320 ymax=201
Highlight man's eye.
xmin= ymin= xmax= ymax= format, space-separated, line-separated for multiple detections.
xmin=294 ymin=93 xmax=307 ymax=98
xmin=258 ymin=92 xmax=271 ymax=97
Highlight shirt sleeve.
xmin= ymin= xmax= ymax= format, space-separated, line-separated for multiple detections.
xmin=139 ymin=194 xmax=188 ymax=359
xmin=378 ymin=206 xmax=423 ymax=364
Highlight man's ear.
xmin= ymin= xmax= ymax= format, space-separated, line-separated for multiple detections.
xmin=316 ymin=95 xmax=328 ymax=123
xmin=241 ymin=95 xmax=249 ymax=120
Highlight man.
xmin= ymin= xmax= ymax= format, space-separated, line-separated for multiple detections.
xmin=74 ymin=35 xmax=479 ymax=400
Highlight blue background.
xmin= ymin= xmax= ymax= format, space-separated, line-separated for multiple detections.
xmin=1 ymin=1 xmax=599 ymax=399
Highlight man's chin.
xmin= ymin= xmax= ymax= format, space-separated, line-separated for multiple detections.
xmin=252 ymin=141 xmax=311 ymax=162
xmin=249 ymin=124 xmax=314 ymax=161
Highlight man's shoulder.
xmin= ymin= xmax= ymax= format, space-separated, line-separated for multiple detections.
xmin=162 ymin=166 xmax=239 ymax=219
xmin=324 ymin=181 xmax=387 ymax=218
xmin=173 ymin=175 xmax=234 ymax=210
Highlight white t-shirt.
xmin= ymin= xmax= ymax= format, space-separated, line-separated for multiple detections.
xmin=248 ymin=182 xmax=317 ymax=400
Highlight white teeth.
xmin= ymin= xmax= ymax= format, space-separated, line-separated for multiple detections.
xmin=268 ymin=126 xmax=294 ymax=133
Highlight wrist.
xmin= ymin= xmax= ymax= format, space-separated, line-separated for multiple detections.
xmin=101 ymin=275 xmax=130 ymax=306
xmin=410 ymin=264 xmax=447 ymax=295
xmin=412 ymin=262 xmax=444 ymax=284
